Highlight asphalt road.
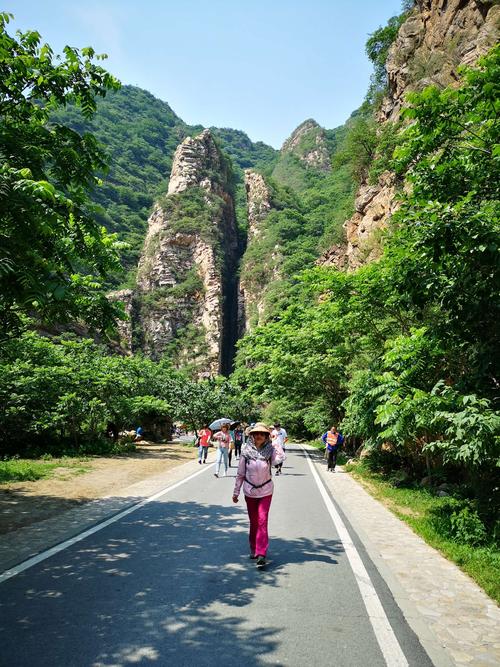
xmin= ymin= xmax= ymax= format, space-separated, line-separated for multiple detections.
xmin=0 ymin=447 xmax=434 ymax=667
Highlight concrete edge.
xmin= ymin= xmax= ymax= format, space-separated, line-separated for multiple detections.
xmin=303 ymin=446 xmax=455 ymax=667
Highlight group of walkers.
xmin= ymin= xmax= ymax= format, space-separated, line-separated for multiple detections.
xmin=194 ymin=420 xmax=289 ymax=567
xmin=195 ymin=422 xmax=246 ymax=473
xmin=196 ymin=419 xmax=342 ymax=568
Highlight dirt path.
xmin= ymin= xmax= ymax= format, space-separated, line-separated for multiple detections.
xmin=0 ymin=442 xmax=197 ymax=535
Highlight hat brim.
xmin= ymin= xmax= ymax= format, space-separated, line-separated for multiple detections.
xmin=248 ymin=428 xmax=271 ymax=435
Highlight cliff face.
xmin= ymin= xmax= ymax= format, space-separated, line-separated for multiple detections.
xmin=238 ymin=170 xmax=276 ymax=333
xmin=271 ymin=118 xmax=331 ymax=191
xmin=334 ymin=0 xmax=500 ymax=270
xmin=381 ymin=0 xmax=500 ymax=122
xmin=124 ymin=129 xmax=238 ymax=376
xmin=280 ymin=119 xmax=331 ymax=172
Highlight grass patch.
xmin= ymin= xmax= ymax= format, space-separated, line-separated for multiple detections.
xmin=0 ymin=457 xmax=92 ymax=484
xmin=346 ymin=461 xmax=500 ymax=604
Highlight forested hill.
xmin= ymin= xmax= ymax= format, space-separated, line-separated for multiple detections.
xmin=52 ymin=85 xmax=278 ymax=280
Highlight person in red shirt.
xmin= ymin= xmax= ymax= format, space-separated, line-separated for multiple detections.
xmin=197 ymin=424 xmax=212 ymax=464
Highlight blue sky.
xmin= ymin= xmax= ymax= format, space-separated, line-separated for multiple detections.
xmin=7 ymin=1 xmax=402 ymax=147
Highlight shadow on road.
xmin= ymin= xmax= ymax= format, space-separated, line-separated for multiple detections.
xmin=0 ymin=498 xmax=344 ymax=666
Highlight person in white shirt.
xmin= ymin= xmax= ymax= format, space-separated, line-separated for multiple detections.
xmin=271 ymin=422 xmax=288 ymax=475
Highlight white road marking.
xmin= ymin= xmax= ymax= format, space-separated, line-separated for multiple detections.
xmin=303 ymin=447 xmax=409 ymax=667
xmin=0 ymin=464 xmax=212 ymax=585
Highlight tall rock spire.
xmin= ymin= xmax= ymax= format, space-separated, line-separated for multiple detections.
xmin=123 ymin=129 xmax=238 ymax=376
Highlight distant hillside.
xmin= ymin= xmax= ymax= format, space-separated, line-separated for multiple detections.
xmin=52 ymin=85 xmax=278 ymax=284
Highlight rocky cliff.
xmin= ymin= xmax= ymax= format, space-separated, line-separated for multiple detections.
xmin=118 ymin=129 xmax=239 ymax=376
xmin=381 ymin=0 xmax=500 ymax=123
xmin=272 ymin=118 xmax=331 ymax=191
xmin=238 ymin=170 xmax=276 ymax=332
xmin=330 ymin=0 xmax=499 ymax=270
xmin=280 ymin=119 xmax=331 ymax=171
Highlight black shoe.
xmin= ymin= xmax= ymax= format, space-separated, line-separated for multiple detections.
xmin=256 ymin=555 xmax=266 ymax=567
xmin=214 ymin=473 xmax=219 ymax=478
xmin=198 ymin=460 xmax=201 ymax=464
xmin=249 ymin=554 xmax=257 ymax=560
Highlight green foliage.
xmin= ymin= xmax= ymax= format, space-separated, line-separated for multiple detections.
xmin=0 ymin=328 xmax=252 ymax=455
xmin=368 ymin=121 xmax=402 ymax=183
xmin=426 ymin=496 xmax=489 ymax=546
xmin=394 ymin=47 xmax=500 ymax=203
xmin=239 ymin=123 xmax=356 ymax=327
xmin=0 ymin=456 xmax=102 ymax=482
xmin=0 ymin=458 xmax=59 ymax=482
xmin=159 ymin=187 xmax=225 ymax=246
xmin=210 ymin=127 xmax=277 ymax=172
xmin=0 ymin=13 xmax=123 ymax=334
xmin=233 ymin=49 xmax=500 ymax=497
xmin=52 ymin=88 xmax=277 ymax=283
xmin=271 ymin=152 xmax=311 ymax=192
xmin=426 ymin=384 xmax=500 ymax=467
xmin=365 ymin=11 xmax=408 ymax=102
xmin=333 ymin=112 xmax=378 ymax=182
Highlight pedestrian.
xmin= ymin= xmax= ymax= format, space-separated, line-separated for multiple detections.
xmin=228 ymin=424 xmax=236 ymax=467
xmin=234 ymin=424 xmax=244 ymax=459
xmin=271 ymin=422 xmax=288 ymax=475
xmin=321 ymin=425 xmax=344 ymax=472
xmin=197 ymin=423 xmax=212 ymax=464
xmin=213 ymin=423 xmax=231 ymax=477
xmin=232 ymin=422 xmax=285 ymax=568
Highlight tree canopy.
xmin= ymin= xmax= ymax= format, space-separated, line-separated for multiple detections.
xmin=0 ymin=12 xmax=123 ymax=334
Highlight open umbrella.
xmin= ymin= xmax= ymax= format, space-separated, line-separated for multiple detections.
xmin=209 ymin=417 xmax=232 ymax=431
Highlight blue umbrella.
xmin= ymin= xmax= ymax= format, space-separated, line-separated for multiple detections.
xmin=209 ymin=417 xmax=232 ymax=431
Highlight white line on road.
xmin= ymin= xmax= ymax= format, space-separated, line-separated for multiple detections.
xmin=303 ymin=447 xmax=409 ymax=667
xmin=0 ymin=463 xmax=212 ymax=585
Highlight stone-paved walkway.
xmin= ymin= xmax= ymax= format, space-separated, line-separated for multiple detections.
xmin=312 ymin=454 xmax=500 ymax=667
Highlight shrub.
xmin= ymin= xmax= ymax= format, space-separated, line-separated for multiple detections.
xmin=429 ymin=497 xmax=487 ymax=546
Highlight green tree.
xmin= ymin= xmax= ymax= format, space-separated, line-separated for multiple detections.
xmin=365 ymin=12 xmax=407 ymax=101
xmin=0 ymin=13 xmax=122 ymax=334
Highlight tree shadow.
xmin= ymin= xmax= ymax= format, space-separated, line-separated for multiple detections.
xmin=0 ymin=498 xmax=344 ymax=666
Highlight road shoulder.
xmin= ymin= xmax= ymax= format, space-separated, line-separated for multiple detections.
xmin=305 ymin=446 xmax=500 ymax=667
xmin=0 ymin=448 xmax=212 ymax=574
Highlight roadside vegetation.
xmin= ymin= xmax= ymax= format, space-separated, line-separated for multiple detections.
xmin=346 ymin=459 xmax=500 ymax=604
xmin=0 ymin=456 xmax=92 ymax=484
xmin=233 ymin=26 xmax=499 ymax=596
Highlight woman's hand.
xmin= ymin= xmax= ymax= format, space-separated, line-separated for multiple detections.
xmin=232 ymin=495 xmax=239 ymax=503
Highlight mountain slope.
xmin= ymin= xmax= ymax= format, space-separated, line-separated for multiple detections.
xmin=52 ymin=86 xmax=278 ymax=282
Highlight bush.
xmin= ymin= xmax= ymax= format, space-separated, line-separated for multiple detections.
xmin=450 ymin=506 xmax=487 ymax=547
xmin=430 ymin=498 xmax=487 ymax=546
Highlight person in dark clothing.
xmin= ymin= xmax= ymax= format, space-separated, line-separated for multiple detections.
xmin=321 ymin=426 xmax=344 ymax=472
xmin=233 ymin=424 xmax=244 ymax=459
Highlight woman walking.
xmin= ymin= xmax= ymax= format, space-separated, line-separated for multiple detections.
xmin=232 ymin=422 xmax=285 ymax=567
xmin=197 ymin=423 xmax=212 ymax=464
xmin=213 ymin=423 xmax=231 ymax=477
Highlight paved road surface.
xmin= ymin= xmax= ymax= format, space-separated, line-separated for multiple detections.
xmin=0 ymin=447 xmax=434 ymax=666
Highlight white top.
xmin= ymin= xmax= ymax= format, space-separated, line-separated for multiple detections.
xmin=271 ymin=428 xmax=287 ymax=447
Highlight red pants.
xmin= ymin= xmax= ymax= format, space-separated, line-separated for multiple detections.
xmin=245 ymin=494 xmax=273 ymax=557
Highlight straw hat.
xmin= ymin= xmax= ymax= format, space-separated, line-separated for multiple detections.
xmin=247 ymin=422 xmax=271 ymax=435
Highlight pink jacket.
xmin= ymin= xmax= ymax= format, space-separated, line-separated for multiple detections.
xmin=233 ymin=444 xmax=285 ymax=499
